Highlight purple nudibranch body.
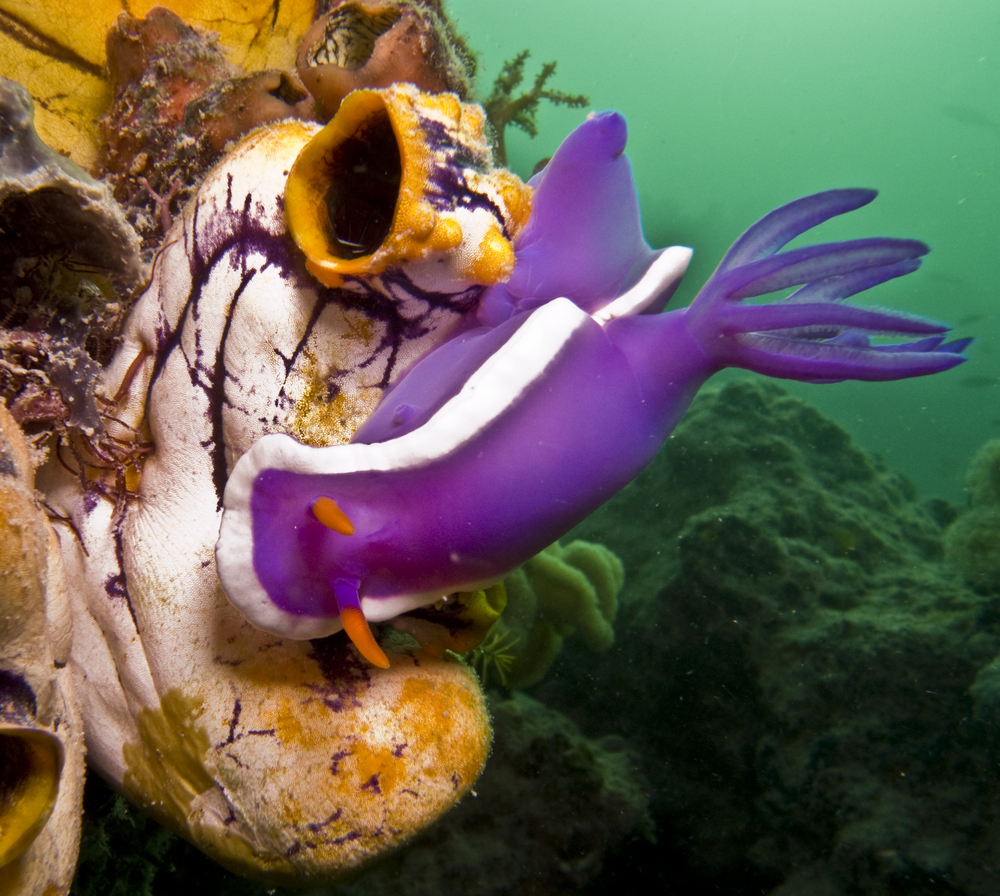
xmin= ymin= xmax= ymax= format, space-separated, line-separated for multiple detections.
xmin=216 ymin=110 xmax=968 ymax=644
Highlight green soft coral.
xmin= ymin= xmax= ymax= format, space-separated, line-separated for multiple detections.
xmin=474 ymin=540 xmax=624 ymax=690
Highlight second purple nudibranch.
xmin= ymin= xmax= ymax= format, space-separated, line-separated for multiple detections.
xmin=216 ymin=110 xmax=968 ymax=663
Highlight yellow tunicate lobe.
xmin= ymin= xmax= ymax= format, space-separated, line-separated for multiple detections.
xmin=495 ymin=169 xmax=534 ymax=234
xmin=470 ymin=222 xmax=517 ymax=283
xmin=426 ymin=215 xmax=464 ymax=252
xmin=421 ymin=90 xmax=463 ymax=122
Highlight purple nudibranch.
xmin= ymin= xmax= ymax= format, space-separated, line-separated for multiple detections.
xmin=216 ymin=111 xmax=968 ymax=651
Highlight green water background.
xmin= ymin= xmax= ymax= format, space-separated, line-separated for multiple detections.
xmin=449 ymin=0 xmax=999 ymax=502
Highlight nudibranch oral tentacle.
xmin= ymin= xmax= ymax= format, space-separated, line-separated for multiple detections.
xmin=333 ymin=579 xmax=390 ymax=669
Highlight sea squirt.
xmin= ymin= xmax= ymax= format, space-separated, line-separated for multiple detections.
xmin=38 ymin=84 xmax=523 ymax=884
xmin=0 ymin=404 xmax=84 ymax=894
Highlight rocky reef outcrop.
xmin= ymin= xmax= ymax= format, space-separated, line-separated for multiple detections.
xmin=547 ymin=378 xmax=1000 ymax=895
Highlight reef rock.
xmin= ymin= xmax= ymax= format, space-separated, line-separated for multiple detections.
xmin=545 ymin=378 xmax=1000 ymax=895
xmin=946 ymin=439 xmax=1000 ymax=594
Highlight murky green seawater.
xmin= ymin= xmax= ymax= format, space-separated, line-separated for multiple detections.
xmin=452 ymin=0 xmax=999 ymax=501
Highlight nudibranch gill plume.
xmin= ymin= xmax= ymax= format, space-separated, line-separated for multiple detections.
xmin=215 ymin=105 xmax=969 ymax=663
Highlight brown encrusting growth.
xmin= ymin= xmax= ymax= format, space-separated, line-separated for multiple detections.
xmin=100 ymin=8 xmax=316 ymax=249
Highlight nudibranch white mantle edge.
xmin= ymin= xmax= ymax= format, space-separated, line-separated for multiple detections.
xmin=216 ymin=107 xmax=968 ymax=663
